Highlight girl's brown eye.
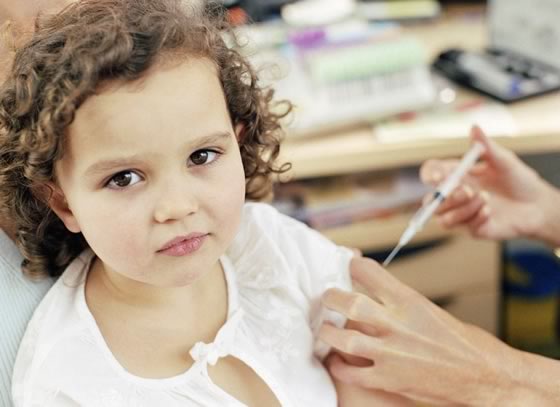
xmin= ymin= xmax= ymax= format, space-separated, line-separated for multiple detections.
xmin=112 ymin=172 xmax=132 ymax=187
xmin=107 ymin=171 xmax=141 ymax=189
xmin=189 ymin=150 xmax=219 ymax=166
xmin=190 ymin=150 xmax=209 ymax=165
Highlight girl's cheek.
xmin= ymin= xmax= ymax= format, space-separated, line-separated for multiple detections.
xmin=82 ymin=208 xmax=144 ymax=252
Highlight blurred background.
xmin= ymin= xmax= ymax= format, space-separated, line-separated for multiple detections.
xmin=218 ymin=0 xmax=560 ymax=360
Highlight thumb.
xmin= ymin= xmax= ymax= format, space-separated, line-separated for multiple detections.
xmin=470 ymin=125 xmax=510 ymax=172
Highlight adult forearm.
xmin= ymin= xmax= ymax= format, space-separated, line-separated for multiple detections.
xmin=499 ymin=348 xmax=560 ymax=406
xmin=454 ymin=323 xmax=560 ymax=406
xmin=531 ymin=183 xmax=560 ymax=247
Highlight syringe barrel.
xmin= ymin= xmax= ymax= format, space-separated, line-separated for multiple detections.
xmin=438 ymin=142 xmax=484 ymax=197
xmin=412 ymin=195 xmax=442 ymax=230
xmin=398 ymin=141 xmax=485 ymax=251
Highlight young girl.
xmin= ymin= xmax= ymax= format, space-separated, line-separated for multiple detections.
xmin=0 ymin=1 xmax=410 ymax=405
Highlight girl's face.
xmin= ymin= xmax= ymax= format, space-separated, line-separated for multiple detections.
xmin=51 ymin=58 xmax=246 ymax=287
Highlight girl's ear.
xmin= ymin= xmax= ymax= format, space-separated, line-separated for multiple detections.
xmin=46 ymin=183 xmax=81 ymax=233
xmin=234 ymin=122 xmax=245 ymax=143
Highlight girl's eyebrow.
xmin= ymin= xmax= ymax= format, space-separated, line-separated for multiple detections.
xmin=190 ymin=131 xmax=232 ymax=150
xmin=85 ymin=156 xmax=144 ymax=177
xmin=84 ymin=131 xmax=233 ymax=177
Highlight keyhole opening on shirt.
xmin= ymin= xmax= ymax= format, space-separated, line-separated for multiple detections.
xmin=207 ymin=355 xmax=281 ymax=407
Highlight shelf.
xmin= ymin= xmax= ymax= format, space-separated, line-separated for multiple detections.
xmin=280 ymin=128 xmax=560 ymax=180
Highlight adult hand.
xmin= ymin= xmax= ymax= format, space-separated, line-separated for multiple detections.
xmin=318 ymin=257 xmax=556 ymax=406
xmin=420 ymin=126 xmax=560 ymax=245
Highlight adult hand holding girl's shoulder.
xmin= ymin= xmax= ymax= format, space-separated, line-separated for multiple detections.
xmin=318 ymin=256 xmax=560 ymax=406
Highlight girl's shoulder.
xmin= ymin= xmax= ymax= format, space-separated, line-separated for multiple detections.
xmin=232 ymin=204 xmax=353 ymax=360
xmin=241 ymin=201 xmax=284 ymax=226
xmin=239 ymin=202 xmax=349 ymax=259
xmin=232 ymin=202 xmax=353 ymax=292
xmin=240 ymin=201 xmax=316 ymax=241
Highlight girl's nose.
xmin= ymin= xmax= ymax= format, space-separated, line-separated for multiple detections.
xmin=153 ymin=182 xmax=198 ymax=224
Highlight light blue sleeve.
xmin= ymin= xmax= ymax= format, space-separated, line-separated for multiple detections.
xmin=0 ymin=231 xmax=54 ymax=407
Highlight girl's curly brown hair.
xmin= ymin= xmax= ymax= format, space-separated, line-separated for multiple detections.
xmin=0 ymin=0 xmax=291 ymax=278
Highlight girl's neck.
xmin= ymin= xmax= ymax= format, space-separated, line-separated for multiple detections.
xmin=84 ymin=257 xmax=229 ymax=377
xmin=87 ymin=257 xmax=227 ymax=312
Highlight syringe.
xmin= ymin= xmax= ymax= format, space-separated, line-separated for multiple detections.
xmin=383 ymin=141 xmax=485 ymax=267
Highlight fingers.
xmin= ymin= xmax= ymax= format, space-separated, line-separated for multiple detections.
xmin=424 ymin=184 xmax=474 ymax=215
xmin=420 ymin=159 xmax=481 ymax=195
xmin=319 ymin=323 xmax=383 ymax=361
xmin=322 ymin=287 xmax=392 ymax=330
xmin=327 ymin=347 xmax=373 ymax=368
xmin=470 ymin=125 xmax=497 ymax=165
xmin=420 ymin=159 xmax=457 ymax=186
xmin=420 ymin=126 xmax=496 ymax=189
xmin=329 ymin=355 xmax=419 ymax=407
xmin=470 ymin=124 xmax=516 ymax=172
xmin=350 ymin=247 xmax=363 ymax=257
xmin=346 ymin=318 xmax=384 ymax=341
xmin=348 ymin=257 xmax=408 ymax=304
xmin=467 ymin=203 xmax=492 ymax=237
xmin=438 ymin=189 xmax=488 ymax=228
xmin=327 ymin=352 xmax=375 ymax=386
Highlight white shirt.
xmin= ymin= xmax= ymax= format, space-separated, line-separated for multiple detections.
xmin=12 ymin=203 xmax=353 ymax=407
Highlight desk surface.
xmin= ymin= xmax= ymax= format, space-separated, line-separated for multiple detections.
xmin=280 ymin=5 xmax=560 ymax=179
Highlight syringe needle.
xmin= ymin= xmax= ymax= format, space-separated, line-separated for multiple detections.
xmin=383 ymin=244 xmax=402 ymax=267
xmin=382 ymin=141 xmax=485 ymax=268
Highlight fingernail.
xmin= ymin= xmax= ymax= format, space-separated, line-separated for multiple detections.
xmin=464 ymin=185 xmax=473 ymax=198
xmin=480 ymin=190 xmax=490 ymax=202
xmin=351 ymin=248 xmax=362 ymax=257
xmin=481 ymin=205 xmax=491 ymax=216
xmin=431 ymin=171 xmax=442 ymax=183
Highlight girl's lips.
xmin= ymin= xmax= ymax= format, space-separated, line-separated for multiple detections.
xmin=157 ymin=233 xmax=208 ymax=256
